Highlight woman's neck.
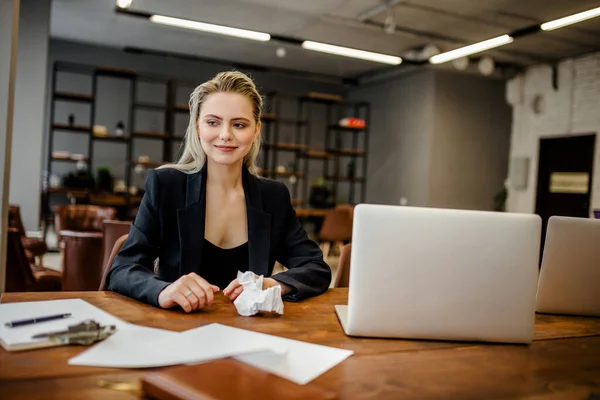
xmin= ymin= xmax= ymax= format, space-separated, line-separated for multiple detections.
xmin=206 ymin=159 xmax=244 ymax=191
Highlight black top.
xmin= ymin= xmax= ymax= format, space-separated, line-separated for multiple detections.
xmin=200 ymin=239 xmax=249 ymax=290
xmin=105 ymin=165 xmax=331 ymax=307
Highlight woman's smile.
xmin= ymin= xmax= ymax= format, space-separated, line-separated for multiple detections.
xmin=214 ymin=144 xmax=238 ymax=153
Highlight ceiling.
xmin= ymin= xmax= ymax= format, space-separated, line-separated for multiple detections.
xmin=50 ymin=0 xmax=600 ymax=79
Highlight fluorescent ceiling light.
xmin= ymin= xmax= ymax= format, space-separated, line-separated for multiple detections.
xmin=540 ymin=6 xmax=600 ymax=31
xmin=116 ymin=0 xmax=132 ymax=8
xmin=429 ymin=35 xmax=513 ymax=64
xmin=302 ymin=41 xmax=402 ymax=65
xmin=149 ymin=15 xmax=271 ymax=42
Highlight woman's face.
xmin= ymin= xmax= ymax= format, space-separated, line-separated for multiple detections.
xmin=198 ymin=92 xmax=259 ymax=168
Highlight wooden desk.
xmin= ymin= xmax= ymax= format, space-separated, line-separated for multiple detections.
xmin=1 ymin=289 xmax=600 ymax=399
xmin=295 ymin=208 xmax=330 ymax=218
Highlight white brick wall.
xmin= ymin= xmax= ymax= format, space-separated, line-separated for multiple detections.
xmin=506 ymin=51 xmax=600 ymax=215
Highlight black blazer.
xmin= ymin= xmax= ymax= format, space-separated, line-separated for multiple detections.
xmin=105 ymin=166 xmax=331 ymax=307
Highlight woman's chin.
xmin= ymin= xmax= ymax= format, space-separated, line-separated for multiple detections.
xmin=208 ymin=154 xmax=244 ymax=167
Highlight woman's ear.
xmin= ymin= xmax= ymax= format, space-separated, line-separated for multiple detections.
xmin=254 ymin=121 xmax=261 ymax=141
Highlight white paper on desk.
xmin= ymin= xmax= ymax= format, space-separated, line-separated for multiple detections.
xmin=0 ymin=299 xmax=128 ymax=351
xmin=190 ymin=324 xmax=354 ymax=385
xmin=68 ymin=325 xmax=179 ymax=368
xmin=69 ymin=323 xmax=280 ymax=368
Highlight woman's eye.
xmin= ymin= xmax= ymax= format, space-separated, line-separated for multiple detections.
xmin=233 ymin=123 xmax=246 ymax=129
xmin=207 ymin=120 xmax=218 ymax=126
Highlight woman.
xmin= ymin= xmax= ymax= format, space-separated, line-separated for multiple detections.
xmin=105 ymin=71 xmax=331 ymax=312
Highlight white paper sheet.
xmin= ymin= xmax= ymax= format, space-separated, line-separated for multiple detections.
xmin=195 ymin=324 xmax=354 ymax=385
xmin=0 ymin=299 xmax=129 ymax=351
xmin=68 ymin=325 xmax=180 ymax=368
xmin=68 ymin=323 xmax=280 ymax=368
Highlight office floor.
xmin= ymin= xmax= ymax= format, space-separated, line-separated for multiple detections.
xmin=40 ymin=229 xmax=340 ymax=287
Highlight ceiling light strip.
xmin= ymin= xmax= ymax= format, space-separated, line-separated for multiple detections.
xmin=149 ymin=15 xmax=271 ymax=42
xmin=429 ymin=35 xmax=513 ymax=64
xmin=301 ymin=41 xmax=402 ymax=65
xmin=541 ymin=6 xmax=600 ymax=31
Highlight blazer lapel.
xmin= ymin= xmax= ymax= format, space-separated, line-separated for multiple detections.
xmin=177 ymin=167 xmax=206 ymax=276
xmin=244 ymin=168 xmax=271 ymax=277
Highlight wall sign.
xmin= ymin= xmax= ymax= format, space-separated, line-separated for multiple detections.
xmin=549 ymin=172 xmax=589 ymax=194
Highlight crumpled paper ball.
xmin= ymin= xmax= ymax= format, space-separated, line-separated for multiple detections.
xmin=233 ymin=271 xmax=284 ymax=317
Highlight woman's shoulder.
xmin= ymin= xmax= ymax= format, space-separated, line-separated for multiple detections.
xmin=252 ymin=174 xmax=289 ymax=196
xmin=143 ymin=167 xmax=191 ymax=208
xmin=151 ymin=167 xmax=191 ymax=186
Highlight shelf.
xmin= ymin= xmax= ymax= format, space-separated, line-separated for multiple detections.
xmin=54 ymin=92 xmax=93 ymax=103
xmin=90 ymin=193 xmax=143 ymax=206
xmin=263 ymin=143 xmax=308 ymax=152
xmin=135 ymin=102 xmax=167 ymax=111
xmin=301 ymin=150 xmax=336 ymax=160
xmin=173 ymin=104 xmax=190 ymax=112
xmin=132 ymin=131 xmax=169 ymax=139
xmin=93 ymin=135 xmax=130 ymax=143
xmin=327 ymin=148 xmax=366 ymax=157
xmin=300 ymin=93 xmax=344 ymax=104
xmin=329 ymin=124 xmax=366 ymax=132
xmin=95 ymin=66 xmax=137 ymax=78
xmin=44 ymin=187 xmax=90 ymax=195
xmin=326 ymin=176 xmax=365 ymax=182
xmin=51 ymin=156 xmax=88 ymax=163
xmin=299 ymin=94 xmax=367 ymax=107
xmin=132 ymin=161 xmax=165 ymax=168
xmin=52 ymin=123 xmax=91 ymax=133
xmin=258 ymin=170 xmax=304 ymax=178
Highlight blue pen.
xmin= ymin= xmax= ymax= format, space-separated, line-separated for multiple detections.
xmin=4 ymin=313 xmax=72 ymax=328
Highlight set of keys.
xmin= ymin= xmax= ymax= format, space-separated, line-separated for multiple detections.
xmin=32 ymin=319 xmax=117 ymax=345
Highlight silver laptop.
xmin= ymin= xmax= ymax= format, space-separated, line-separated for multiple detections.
xmin=335 ymin=204 xmax=541 ymax=344
xmin=536 ymin=216 xmax=600 ymax=317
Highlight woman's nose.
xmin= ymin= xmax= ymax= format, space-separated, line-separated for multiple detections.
xmin=219 ymin=126 xmax=233 ymax=141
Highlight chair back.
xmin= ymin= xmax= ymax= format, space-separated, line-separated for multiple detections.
xmin=335 ymin=203 xmax=355 ymax=219
xmin=5 ymin=228 xmax=37 ymax=292
xmin=319 ymin=207 xmax=353 ymax=242
xmin=54 ymin=205 xmax=117 ymax=244
xmin=8 ymin=205 xmax=26 ymax=236
xmin=334 ymin=243 xmax=352 ymax=288
xmin=99 ymin=234 xmax=128 ymax=291
xmin=101 ymin=220 xmax=132 ymax=271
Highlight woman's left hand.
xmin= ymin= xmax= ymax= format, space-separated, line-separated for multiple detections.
xmin=223 ymin=277 xmax=291 ymax=301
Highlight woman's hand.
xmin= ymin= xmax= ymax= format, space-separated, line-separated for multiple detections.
xmin=158 ymin=273 xmax=219 ymax=313
xmin=223 ymin=277 xmax=291 ymax=301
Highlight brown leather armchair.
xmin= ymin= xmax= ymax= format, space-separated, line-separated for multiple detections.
xmin=318 ymin=205 xmax=353 ymax=259
xmin=99 ymin=233 xmax=129 ymax=291
xmin=334 ymin=243 xmax=352 ymax=288
xmin=8 ymin=205 xmax=48 ymax=266
xmin=54 ymin=205 xmax=117 ymax=249
xmin=5 ymin=228 xmax=61 ymax=292
xmin=101 ymin=220 xmax=131 ymax=271
xmin=55 ymin=205 xmax=117 ymax=291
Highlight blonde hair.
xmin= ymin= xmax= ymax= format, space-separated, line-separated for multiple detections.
xmin=160 ymin=71 xmax=262 ymax=174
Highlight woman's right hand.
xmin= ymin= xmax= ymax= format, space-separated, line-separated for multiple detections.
xmin=157 ymin=273 xmax=220 ymax=313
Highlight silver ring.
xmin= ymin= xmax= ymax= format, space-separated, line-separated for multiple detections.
xmin=184 ymin=290 xmax=193 ymax=297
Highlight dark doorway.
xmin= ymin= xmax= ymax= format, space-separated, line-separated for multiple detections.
xmin=535 ymin=134 xmax=596 ymax=255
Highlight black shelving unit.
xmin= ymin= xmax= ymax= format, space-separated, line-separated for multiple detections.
xmin=42 ymin=62 xmax=171 ymax=239
xmin=296 ymin=96 xmax=370 ymax=207
xmin=258 ymin=92 xmax=307 ymax=205
xmin=326 ymin=101 xmax=370 ymax=204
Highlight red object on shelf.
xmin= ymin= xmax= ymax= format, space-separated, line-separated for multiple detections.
xmin=338 ymin=118 xmax=366 ymax=128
